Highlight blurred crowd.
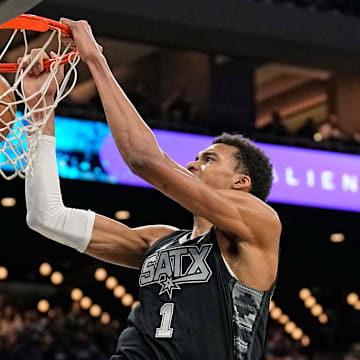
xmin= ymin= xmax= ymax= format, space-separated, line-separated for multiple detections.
xmin=252 ymin=0 xmax=360 ymax=17
xmin=255 ymin=111 xmax=360 ymax=154
xmin=1 ymin=292 xmax=359 ymax=360
xmin=59 ymin=84 xmax=205 ymax=135
xmin=0 ymin=293 xmax=119 ymax=360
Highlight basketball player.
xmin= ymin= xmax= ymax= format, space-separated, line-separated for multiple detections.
xmin=23 ymin=19 xmax=281 ymax=360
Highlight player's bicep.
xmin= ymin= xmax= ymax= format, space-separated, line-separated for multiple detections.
xmin=85 ymin=214 xmax=178 ymax=269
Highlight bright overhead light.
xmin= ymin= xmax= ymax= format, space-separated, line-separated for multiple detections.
xmin=114 ymin=285 xmax=126 ymax=298
xmin=106 ymin=276 xmax=118 ymax=290
xmin=347 ymin=293 xmax=359 ymax=306
xmin=311 ymin=304 xmax=323 ymax=317
xmin=71 ymin=288 xmax=83 ymax=301
xmin=80 ymin=296 xmax=92 ymax=310
xmin=0 ymin=266 xmax=8 ymax=280
xmin=299 ymin=288 xmax=311 ymax=300
xmin=39 ymin=262 xmax=52 ymax=276
xmin=51 ymin=271 xmax=63 ymax=285
xmin=285 ymin=321 xmax=296 ymax=334
xmin=291 ymin=327 xmax=303 ymax=340
xmin=1 ymin=197 xmax=16 ymax=207
xmin=313 ymin=132 xmax=322 ymax=142
xmin=301 ymin=335 xmax=310 ymax=347
xmin=89 ymin=304 xmax=102 ymax=317
xmin=304 ymin=296 xmax=316 ymax=308
xmin=121 ymin=293 xmax=134 ymax=307
xmin=279 ymin=314 xmax=289 ymax=325
xmin=37 ymin=299 xmax=50 ymax=313
xmin=115 ymin=210 xmax=131 ymax=220
xmin=330 ymin=233 xmax=345 ymax=243
xmin=319 ymin=313 xmax=328 ymax=324
xmin=354 ymin=301 xmax=360 ymax=310
xmin=270 ymin=307 xmax=282 ymax=320
xmin=95 ymin=268 xmax=107 ymax=281
xmin=101 ymin=312 xmax=111 ymax=324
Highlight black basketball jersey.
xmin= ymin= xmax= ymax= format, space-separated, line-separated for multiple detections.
xmin=111 ymin=227 xmax=277 ymax=360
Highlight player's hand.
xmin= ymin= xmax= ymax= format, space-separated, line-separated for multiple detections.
xmin=19 ymin=49 xmax=64 ymax=108
xmin=60 ymin=18 xmax=103 ymax=64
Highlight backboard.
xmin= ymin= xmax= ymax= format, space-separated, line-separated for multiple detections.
xmin=0 ymin=0 xmax=43 ymax=24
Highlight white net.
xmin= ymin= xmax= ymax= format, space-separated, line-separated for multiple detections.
xmin=0 ymin=26 xmax=80 ymax=180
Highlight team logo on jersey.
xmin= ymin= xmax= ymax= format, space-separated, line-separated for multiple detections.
xmin=139 ymin=244 xmax=213 ymax=299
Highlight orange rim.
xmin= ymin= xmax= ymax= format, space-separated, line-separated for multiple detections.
xmin=0 ymin=14 xmax=76 ymax=73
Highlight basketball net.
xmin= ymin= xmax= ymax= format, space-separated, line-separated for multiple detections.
xmin=0 ymin=24 xmax=80 ymax=180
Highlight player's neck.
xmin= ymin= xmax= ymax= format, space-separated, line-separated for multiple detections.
xmin=191 ymin=216 xmax=213 ymax=239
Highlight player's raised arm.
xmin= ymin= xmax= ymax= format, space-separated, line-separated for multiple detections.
xmin=22 ymin=49 xmax=178 ymax=270
xmin=62 ymin=19 xmax=280 ymax=247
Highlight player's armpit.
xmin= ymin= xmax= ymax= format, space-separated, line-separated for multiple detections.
xmin=85 ymin=214 xmax=178 ymax=269
xmin=130 ymin=158 xmax=281 ymax=248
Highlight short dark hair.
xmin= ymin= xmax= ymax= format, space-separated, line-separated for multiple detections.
xmin=212 ymin=133 xmax=273 ymax=201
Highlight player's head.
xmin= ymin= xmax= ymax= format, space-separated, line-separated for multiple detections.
xmin=186 ymin=133 xmax=273 ymax=201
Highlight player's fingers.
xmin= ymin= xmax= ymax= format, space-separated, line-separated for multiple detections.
xmin=50 ymin=51 xmax=64 ymax=80
xmin=30 ymin=48 xmax=48 ymax=75
xmin=60 ymin=17 xmax=74 ymax=27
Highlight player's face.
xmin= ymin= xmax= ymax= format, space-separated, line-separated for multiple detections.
xmin=186 ymin=143 xmax=249 ymax=190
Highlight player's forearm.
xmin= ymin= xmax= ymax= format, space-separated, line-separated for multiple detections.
xmin=86 ymin=54 xmax=163 ymax=168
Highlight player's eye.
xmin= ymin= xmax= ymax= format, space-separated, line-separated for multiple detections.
xmin=206 ymin=157 xmax=214 ymax=162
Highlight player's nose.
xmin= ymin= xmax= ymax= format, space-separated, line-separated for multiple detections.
xmin=186 ymin=161 xmax=198 ymax=172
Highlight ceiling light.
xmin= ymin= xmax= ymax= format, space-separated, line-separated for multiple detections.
xmin=0 ymin=266 xmax=8 ymax=280
xmin=299 ymin=288 xmax=311 ymax=300
xmin=121 ymin=293 xmax=134 ymax=307
xmin=115 ymin=210 xmax=131 ymax=220
xmin=313 ymin=132 xmax=322 ymax=142
xmin=101 ymin=312 xmax=111 ymax=324
xmin=279 ymin=314 xmax=289 ymax=325
xmin=50 ymin=271 xmax=63 ymax=285
xmin=319 ymin=313 xmax=328 ymax=324
xmin=37 ymin=299 xmax=50 ymax=313
xmin=95 ymin=267 xmax=107 ymax=281
xmin=284 ymin=321 xmax=296 ymax=334
xmin=304 ymin=296 xmax=316 ymax=308
xmin=311 ymin=304 xmax=323 ymax=317
xmin=301 ymin=335 xmax=310 ymax=347
xmin=330 ymin=233 xmax=345 ymax=243
xmin=39 ymin=262 xmax=52 ymax=276
xmin=106 ymin=276 xmax=118 ymax=290
xmin=291 ymin=327 xmax=303 ymax=340
xmin=270 ymin=307 xmax=282 ymax=320
xmin=71 ymin=288 xmax=83 ymax=301
xmin=354 ymin=301 xmax=360 ymax=310
xmin=89 ymin=304 xmax=102 ymax=317
xmin=114 ymin=285 xmax=126 ymax=298
xmin=80 ymin=296 xmax=92 ymax=310
xmin=1 ymin=197 xmax=16 ymax=207
xmin=346 ymin=293 xmax=358 ymax=306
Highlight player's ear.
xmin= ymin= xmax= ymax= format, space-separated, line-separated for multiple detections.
xmin=233 ymin=174 xmax=251 ymax=191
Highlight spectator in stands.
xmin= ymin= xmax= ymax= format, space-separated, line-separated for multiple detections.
xmin=345 ymin=342 xmax=360 ymax=360
xmin=316 ymin=114 xmax=352 ymax=143
xmin=161 ymin=88 xmax=200 ymax=125
xmin=296 ymin=117 xmax=316 ymax=139
xmin=258 ymin=111 xmax=288 ymax=137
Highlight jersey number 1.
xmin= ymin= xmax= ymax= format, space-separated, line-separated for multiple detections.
xmin=155 ymin=303 xmax=174 ymax=338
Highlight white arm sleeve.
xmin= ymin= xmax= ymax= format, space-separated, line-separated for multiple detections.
xmin=25 ymin=135 xmax=96 ymax=252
